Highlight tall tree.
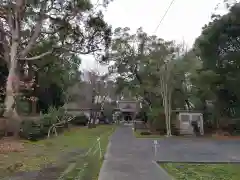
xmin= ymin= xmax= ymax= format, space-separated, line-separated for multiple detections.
xmin=0 ymin=0 xmax=112 ymax=121
xmin=109 ymin=27 xmax=191 ymax=135
xmin=109 ymin=27 xmax=157 ymax=107
xmin=194 ymin=2 xmax=240 ymax=118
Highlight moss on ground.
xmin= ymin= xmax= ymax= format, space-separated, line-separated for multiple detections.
xmin=161 ymin=163 xmax=240 ymax=180
xmin=133 ymin=130 xmax=163 ymax=139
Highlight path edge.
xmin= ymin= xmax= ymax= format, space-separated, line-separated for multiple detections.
xmin=152 ymin=160 xmax=176 ymax=180
xmin=98 ymin=128 xmax=114 ymax=180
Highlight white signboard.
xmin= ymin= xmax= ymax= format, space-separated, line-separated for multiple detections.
xmin=153 ymin=140 xmax=158 ymax=157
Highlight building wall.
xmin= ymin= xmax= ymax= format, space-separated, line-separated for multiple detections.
xmin=117 ymin=101 xmax=138 ymax=112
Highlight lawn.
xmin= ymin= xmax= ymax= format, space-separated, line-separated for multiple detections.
xmin=161 ymin=163 xmax=240 ymax=180
xmin=133 ymin=130 xmax=163 ymax=139
xmin=0 ymin=125 xmax=116 ymax=179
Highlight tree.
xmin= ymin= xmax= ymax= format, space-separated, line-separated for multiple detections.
xmin=194 ymin=2 xmax=240 ymax=118
xmin=109 ymin=27 xmax=191 ymax=135
xmin=85 ymin=70 xmax=100 ymax=128
xmin=146 ymin=41 xmax=186 ymax=136
xmin=0 ymin=0 xmax=112 ymax=124
xmin=109 ymin=27 xmax=157 ymax=108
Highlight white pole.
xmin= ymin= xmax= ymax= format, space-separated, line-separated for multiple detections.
xmin=97 ymin=137 xmax=102 ymax=159
xmin=153 ymin=140 xmax=158 ymax=157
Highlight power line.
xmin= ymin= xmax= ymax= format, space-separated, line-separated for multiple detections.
xmin=131 ymin=0 xmax=177 ymax=47
xmin=153 ymin=0 xmax=176 ymax=34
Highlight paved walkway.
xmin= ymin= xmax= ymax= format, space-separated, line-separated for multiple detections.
xmin=98 ymin=126 xmax=173 ymax=180
xmin=155 ymin=138 xmax=240 ymax=162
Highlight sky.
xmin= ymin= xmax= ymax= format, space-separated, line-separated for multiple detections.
xmin=80 ymin=0 xmax=229 ymax=73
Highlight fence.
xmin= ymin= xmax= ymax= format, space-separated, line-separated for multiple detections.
xmin=57 ymin=129 xmax=113 ymax=180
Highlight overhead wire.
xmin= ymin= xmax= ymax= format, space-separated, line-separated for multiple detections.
xmin=131 ymin=0 xmax=177 ymax=48
xmin=153 ymin=0 xmax=176 ymax=34
xmin=99 ymin=0 xmax=177 ymax=73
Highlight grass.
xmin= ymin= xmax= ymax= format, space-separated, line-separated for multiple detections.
xmin=161 ymin=163 xmax=240 ymax=180
xmin=133 ymin=129 xmax=163 ymax=139
xmin=66 ymin=125 xmax=115 ymax=180
xmin=0 ymin=125 xmax=116 ymax=178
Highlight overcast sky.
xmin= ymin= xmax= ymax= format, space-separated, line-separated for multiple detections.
xmin=80 ymin=0 xmax=229 ymax=72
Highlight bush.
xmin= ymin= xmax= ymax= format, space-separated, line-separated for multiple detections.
xmin=135 ymin=110 xmax=148 ymax=122
xmin=71 ymin=114 xmax=88 ymax=126
xmin=224 ymin=120 xmax=240 ymax=135
xmin=0 ymin=104 xmax=4 ymax=117
xmin=16 ymin=99 xmax=31 ymax=115
xmin=19 ymin=119 xmax=43 ymax=141
xmin=140 ymin=131 xmax=151 ymax=135
xmin=19 ymin=107 xmax=70 ymax=141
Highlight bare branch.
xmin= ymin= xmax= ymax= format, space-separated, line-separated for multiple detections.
xmin=19 ymin=50 xmax=53 ymax=61
xmin=19 ymin=23 xmax=43 ymax=57
xmin=62 ymin=46 xmax=102 ymax=55
xmin=19 ymin=6 xmax=45 ymax=58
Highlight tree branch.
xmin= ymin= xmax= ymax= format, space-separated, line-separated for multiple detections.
xmin=0 ymin=26 xmax=11 ymax=37
xmin=19 ymin=5 xmax=46 ymax=58
xmin=62 ymin=46 xmax=102 ymax=55
xmin=19 ymin=50 xmax=53 ymax=61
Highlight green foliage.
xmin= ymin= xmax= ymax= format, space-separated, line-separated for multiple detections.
xmin=146 ymin=107 xmax=165 ymax=132
xmin=16 ymin=99 xmax=31 ymax=115
xmin=71 ymin=115 xmax=89 ymax=126
xmin=103 ymin=103 xmax=115 ymax=121
xmin=64 ymin=155 xmax=99 ymax=180
xmin=19 ymin=119 xmax=43 ymax=141
xmin=19 ymin=107 xmax=68 ymax=141
xmin=44 ymin=107 xmax=65 ymax=123
xmin=0 ymin=104 xmax=4 ymax=117
xmin=1 ymin=0 xmax=112 ymax=60
xmin=161 ymin=163 xmax=240 ymax=180
xmin=194 ymin=3 xmax=240 ymax=117
xmin=110 ymin=27 xmax=194 ymax=112
xmin=0 ymin=0 xmax=113 ymax=122
xmin=147 ymin=107 xmax=163 ymax=123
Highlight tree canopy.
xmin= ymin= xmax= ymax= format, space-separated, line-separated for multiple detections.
xmin=194 ymin=2 xmax=240 ymax=117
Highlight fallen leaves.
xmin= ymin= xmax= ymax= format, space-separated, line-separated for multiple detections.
xmin=0 ymin=138 xmax=24 ymax=153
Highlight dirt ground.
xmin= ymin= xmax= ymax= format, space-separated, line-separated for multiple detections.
xmin=0 ymin=137 xmax=24 ymax=154
xmin=0 ymin=125 xmax=114 ymax=180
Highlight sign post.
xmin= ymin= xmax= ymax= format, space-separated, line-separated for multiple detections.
xmin=97 ymin=137 xmax=102 ymax=159
xmin=153 ymin=140 xmax=158 ymax=157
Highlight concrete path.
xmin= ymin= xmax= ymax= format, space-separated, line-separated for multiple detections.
xmin=98 ymin=126 xmax=173 ymax=180
xmin=154 ymin=138 xmax=240 ymax=162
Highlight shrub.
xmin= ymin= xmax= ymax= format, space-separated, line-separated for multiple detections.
xmin=140 ymin=131 xmax=151 ymax=135
xmin=19 ymin=119 xmax=43 ymax=141
xmin=16 ymin=99 xmax=31 ymax=115
xmin=135 ymin=110 xmax=148 ymax=122
xmin=19 ymin=107 xmax=70 ymax=140
xmin=71 ymin=114 xmax=88 ymax=126
xmin=0 ymin=104 xmax=4 ymax=117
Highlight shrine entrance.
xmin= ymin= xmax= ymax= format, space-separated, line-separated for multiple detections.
xmin=117 ymin=100 xmax=139 ymax=123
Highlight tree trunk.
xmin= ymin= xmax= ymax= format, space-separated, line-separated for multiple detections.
xmin=167 ymin=89 xmax=172 ymax=136
xmin=88 ymin=111 xmax=97 ymax=128
xmin=4 ymin=42 xmax=21 ymax=137
xmin=160 ymin=68 xmax=172 ymax=137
